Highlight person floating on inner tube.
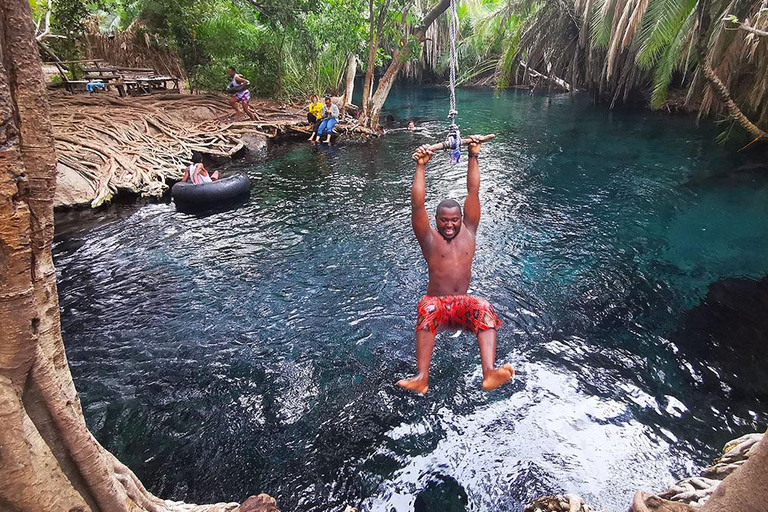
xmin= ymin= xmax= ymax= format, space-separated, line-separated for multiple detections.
xmin=226 ymin=66 xmax=257 ymax=121
xmin=181 ymin=152 xmax=219 ymax=185
xmin=309 ymin=96 xmax=339 ymax=145
xmin=397 ymin=137 xmax=514 ymax=394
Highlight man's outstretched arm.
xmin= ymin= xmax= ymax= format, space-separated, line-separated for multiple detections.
xmin=412 ymin=145 xmax=434 ymax=253
xmin=463 ymin=136 xmax=482 ymax=233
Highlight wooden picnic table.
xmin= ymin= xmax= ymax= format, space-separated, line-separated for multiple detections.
xmin=126 ymin=76 xmax=180 ymax=95
xmin=50 ymin=58 xmax=181 ymax=97
xmin=83 ymin=74 xmax=122 ymax=81
xmin=82 ymin=66 xmax=155 ymax=74
xmin=45 ymin=59 xmax=107 ymax=65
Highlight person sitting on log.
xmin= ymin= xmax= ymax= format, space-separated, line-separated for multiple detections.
xmin=310 ymin=96 xmax=339 ymax=144
xmin=307 ymin=94 xmax=323 ymax=126
xmin=181 ymin=152 xmax=219 ymax=185
xmin=397 ymin=137 xmax=514 ymax=394
xmin=226 ymin=66 xmax=257 ymax=121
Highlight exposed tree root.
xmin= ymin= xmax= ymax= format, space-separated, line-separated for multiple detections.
xmin=2 ymin=4 xmax=278 ymax=509
xmin=50 ymin=92 xmax=371 ymax=207
xmin=524 ymin=493 xmax=607 ymax=512
xmin=522 ymin=432 xmax=765 ymax=512
xmin=632 ymin=492 xmax=697 ymax=512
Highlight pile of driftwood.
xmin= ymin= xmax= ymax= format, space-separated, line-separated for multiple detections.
xmin=49 ymin=93 xmax=370 ymax=207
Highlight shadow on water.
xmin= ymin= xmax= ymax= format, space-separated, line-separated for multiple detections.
xmin=172 ymin=194 xmax=252 ymax=216
xmin=670 ymin=277 xmax=768 ymax=427
xmin=53 ymin=87 xmax=768 ymax=512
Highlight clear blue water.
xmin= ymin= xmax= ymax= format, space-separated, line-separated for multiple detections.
xmin=53 ymin=87 xmax=768 ymax=511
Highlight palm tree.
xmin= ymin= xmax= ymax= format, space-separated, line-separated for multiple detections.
xmin=459 ymin=0 xmax=768 ymax=135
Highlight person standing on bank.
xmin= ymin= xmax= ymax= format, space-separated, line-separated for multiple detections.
xmin=226 ymin=67 xmax=257 ymax=121
xmin=397 ymin=137 xmax=514 ymax=394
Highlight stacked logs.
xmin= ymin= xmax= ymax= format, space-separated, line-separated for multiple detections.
xmin=49 ymin=93 xmax=373 ymax=208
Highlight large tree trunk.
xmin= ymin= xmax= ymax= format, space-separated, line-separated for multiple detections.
xmin=699 ymin=428 xmax=768 ymax=512
xmin=0 ymin=1 xmax=263 ymax=511
xmin=361 ymin=0 xmax=391 ymax=121
xmin=361 ymin=0 xmax=377 ymax=115
xmin=362 ymin=47 xmax=405 ymax=128
xmin=340 ymin=53 xmax=357 ymax=112
xmin=358 ymin=0 xmax=450 ymax=129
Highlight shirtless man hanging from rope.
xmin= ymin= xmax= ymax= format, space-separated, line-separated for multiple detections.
xmin=397 ymin=136 xmax=514 ymax=394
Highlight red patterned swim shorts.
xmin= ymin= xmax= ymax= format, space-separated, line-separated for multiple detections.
xmin=416 ymin=295 xmax=501 ymax=335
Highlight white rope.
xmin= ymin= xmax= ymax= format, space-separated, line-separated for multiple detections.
xmin=446 ymin=0 xmax=461 ymax=163
xmin=448 ymin=0 xmax=458 ymax=123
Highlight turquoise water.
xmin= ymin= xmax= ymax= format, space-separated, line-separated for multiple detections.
xmin=54 ymin=87 xmax=768 ymax=511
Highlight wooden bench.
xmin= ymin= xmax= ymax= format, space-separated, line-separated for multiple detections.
xmin=49 ymin=60 xmax=180 ymax=97
xmin=126 ymin=76 xmax=180 ymax=95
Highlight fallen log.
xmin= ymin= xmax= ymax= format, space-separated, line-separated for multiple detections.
xmin=520 ymin=61 xmax=573 ymax=92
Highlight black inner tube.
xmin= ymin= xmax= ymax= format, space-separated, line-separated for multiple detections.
xmin=172 ymin=173 xmax=250 ymax=205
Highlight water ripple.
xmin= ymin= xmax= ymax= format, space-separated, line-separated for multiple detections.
xmin=54 ymin=87 xmax=768 ymax=511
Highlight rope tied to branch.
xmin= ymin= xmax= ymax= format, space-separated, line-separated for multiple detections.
xmin=447 ymin=0 xmax=460 ymax=164
xmin=409 ymin=0 xmax=497 ymax=163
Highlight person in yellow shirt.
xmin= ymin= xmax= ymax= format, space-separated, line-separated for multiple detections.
xmin=307 ymin=94 xmax=323 ymax=127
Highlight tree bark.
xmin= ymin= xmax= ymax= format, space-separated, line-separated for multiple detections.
xmin=0 ymin=1 xmax=264 ymax=511
xmin=699 ymin=428 xmax=768 ymax=512
xmin=358 ymin=0 xmax=451 ymax=129
xmin=361 ymin=0 xmax=377 ymax=115
xmin=361 ymin=0 xmax=390 ymax=121
xmin=340 ymin=53 xmax=357 ymax=112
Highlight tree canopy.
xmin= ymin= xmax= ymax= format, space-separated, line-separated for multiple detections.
xmin=30 ymin=0 xmax=768 ymax=134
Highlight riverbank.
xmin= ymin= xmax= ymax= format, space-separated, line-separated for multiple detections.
xmin=50 ymin=91 xmax=366 ymax=209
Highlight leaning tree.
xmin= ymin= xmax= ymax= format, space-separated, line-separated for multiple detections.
xmin=0 ymin=0 xmax=273 ymax=510
xmin=358 ymin=0 xmax=451 ymax=129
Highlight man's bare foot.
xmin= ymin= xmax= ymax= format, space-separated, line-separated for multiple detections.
xmin=397 ymin=375 xmax=429 ymax=394
xmin=481 ymin=364 xmax=514 ymax=391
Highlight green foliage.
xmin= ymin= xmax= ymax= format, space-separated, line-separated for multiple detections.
xmin=32 ymin=0 xmax=89 ymax=60
xmin=184 ymin=4 xmax=278 ymax=95
xmin=455 ymin=0 xmax=533 ymax=86
xmin=590 ymin=0 xmax=615 ymax=49
xmin=649 ymin=9 xmax=695 ymax=108
xmin=103 ymin=0 xmax=367 ymax=98
xmin=636 ymin=0 xmax=698 ymax=69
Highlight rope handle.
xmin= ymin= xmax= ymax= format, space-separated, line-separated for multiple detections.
xmin=411 ymin=134 xmax=496 ymax=162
